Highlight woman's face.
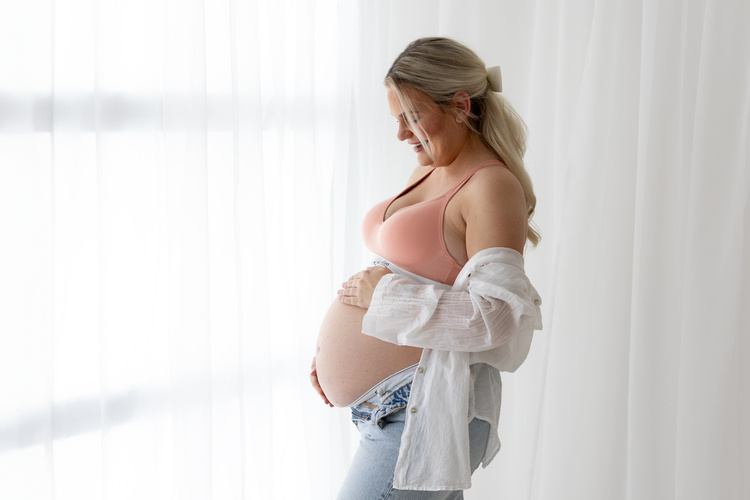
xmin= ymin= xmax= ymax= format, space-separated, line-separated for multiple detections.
xmin=387 ymin=86 xmax=465 ymax=167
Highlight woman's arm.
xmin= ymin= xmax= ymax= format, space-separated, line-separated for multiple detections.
xmin=363 ymin=248 xmax=541 ymax=353
xmin=461 ymin=163 xmax=528 ymax=258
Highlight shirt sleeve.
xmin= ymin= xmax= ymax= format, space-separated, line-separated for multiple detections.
xmin=361 ymin=256 xmax=542 ymax=353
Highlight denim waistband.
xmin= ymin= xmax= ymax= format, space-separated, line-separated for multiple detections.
xmin=349 ymin=364 xmax=418 ymax=429
xmin=349 ymin=363 xmax=418 ymax=407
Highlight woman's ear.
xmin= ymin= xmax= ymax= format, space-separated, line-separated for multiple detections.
xmin=451 ymin=91 xmax=471 ymax=123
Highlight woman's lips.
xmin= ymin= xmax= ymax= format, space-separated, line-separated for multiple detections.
xmin=411 ymin=141 xmax=427 ymax=153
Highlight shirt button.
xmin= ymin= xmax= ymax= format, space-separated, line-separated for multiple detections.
xmin=417 ymin=367 xmax=424 ymax=373
xmin=410 ymin=407 xmax=418 ymax=414
xmin=533 ymin=299 xmax=541 ymax=306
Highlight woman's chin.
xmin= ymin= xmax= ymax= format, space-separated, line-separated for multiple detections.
xmin=416 ymin=152 xmax=434 ymax=166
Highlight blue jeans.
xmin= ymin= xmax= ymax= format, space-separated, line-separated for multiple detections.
xmin=337 ymin=370 xmax=490 ymax=500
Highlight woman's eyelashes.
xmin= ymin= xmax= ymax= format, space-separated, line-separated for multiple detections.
xmin=397 ymin=112 xmax=421 ymax=126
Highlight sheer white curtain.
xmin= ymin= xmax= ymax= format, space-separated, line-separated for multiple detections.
xmin=349 ymin=1 xmax=749 ymax=499
xmin=2 ymin=0 xmax=749 ymax=499
xmin=1 ymin=0 xmax=357 ymax=498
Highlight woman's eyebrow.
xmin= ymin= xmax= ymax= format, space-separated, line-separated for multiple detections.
xmin=393 ymin=110 xmax=419 ymax=119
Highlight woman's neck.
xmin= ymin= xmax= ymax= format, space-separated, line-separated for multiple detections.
xmin=433 ymin=134 xmax=496 ymax=177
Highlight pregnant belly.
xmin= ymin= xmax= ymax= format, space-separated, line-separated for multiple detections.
xmin=315 ymin=298 xmax=422 ymax=407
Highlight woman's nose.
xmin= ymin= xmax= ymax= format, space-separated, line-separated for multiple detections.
xmin=396 ymin=122 xmax=412 ymax=141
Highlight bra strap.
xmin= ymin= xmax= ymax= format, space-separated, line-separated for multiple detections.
xmin=443 ymin=160 xmax=504 ymax=200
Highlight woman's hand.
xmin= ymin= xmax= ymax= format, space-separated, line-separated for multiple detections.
xmin=310 ymin=356 xmax=333 ymax=407
xmin=338 ymin=266 xmax=392 ymax=309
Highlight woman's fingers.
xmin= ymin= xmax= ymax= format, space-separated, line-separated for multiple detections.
xmin=337 ymin=287 xmax=365 ymax=308
xmin=342 ymin=270 xmax=366 ymax=287
xmin=337 ymin=267 xmax=391 ymax=308
xmin=310 ymin=357 xmax=333 ymax=407
xmin=311 ymin=374 xmax=332 ymax=405
xmin=312 ymin=374 xmax=333 ymax=406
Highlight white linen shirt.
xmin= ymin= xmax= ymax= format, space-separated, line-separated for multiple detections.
xmin=362 ymin=247 xmax=543 ymax=491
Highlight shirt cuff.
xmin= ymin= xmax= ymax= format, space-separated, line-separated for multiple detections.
xmin=362 ymin=273 xmax=445 ymax=345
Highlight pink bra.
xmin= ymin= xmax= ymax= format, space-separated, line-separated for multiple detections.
xmin=361 ymin=160 xmax=503 ymax=285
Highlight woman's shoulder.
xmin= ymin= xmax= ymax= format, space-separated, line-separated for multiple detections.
xmin=464 ymin=162 xmax=525 ymax=203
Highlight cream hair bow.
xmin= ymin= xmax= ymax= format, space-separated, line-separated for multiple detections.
xmin=486 ymin=66 xmax=502 ymax=92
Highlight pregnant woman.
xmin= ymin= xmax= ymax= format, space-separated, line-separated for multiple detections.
xmin=311 ymin=37 xmax=543 ymax=499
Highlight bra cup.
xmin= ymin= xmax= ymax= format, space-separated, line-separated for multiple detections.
xmin=362 ymin=160 xmax=504 ymax=286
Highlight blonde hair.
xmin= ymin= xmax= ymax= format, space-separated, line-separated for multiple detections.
xmin=385 ymin=37 xmax=540 ymax=246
